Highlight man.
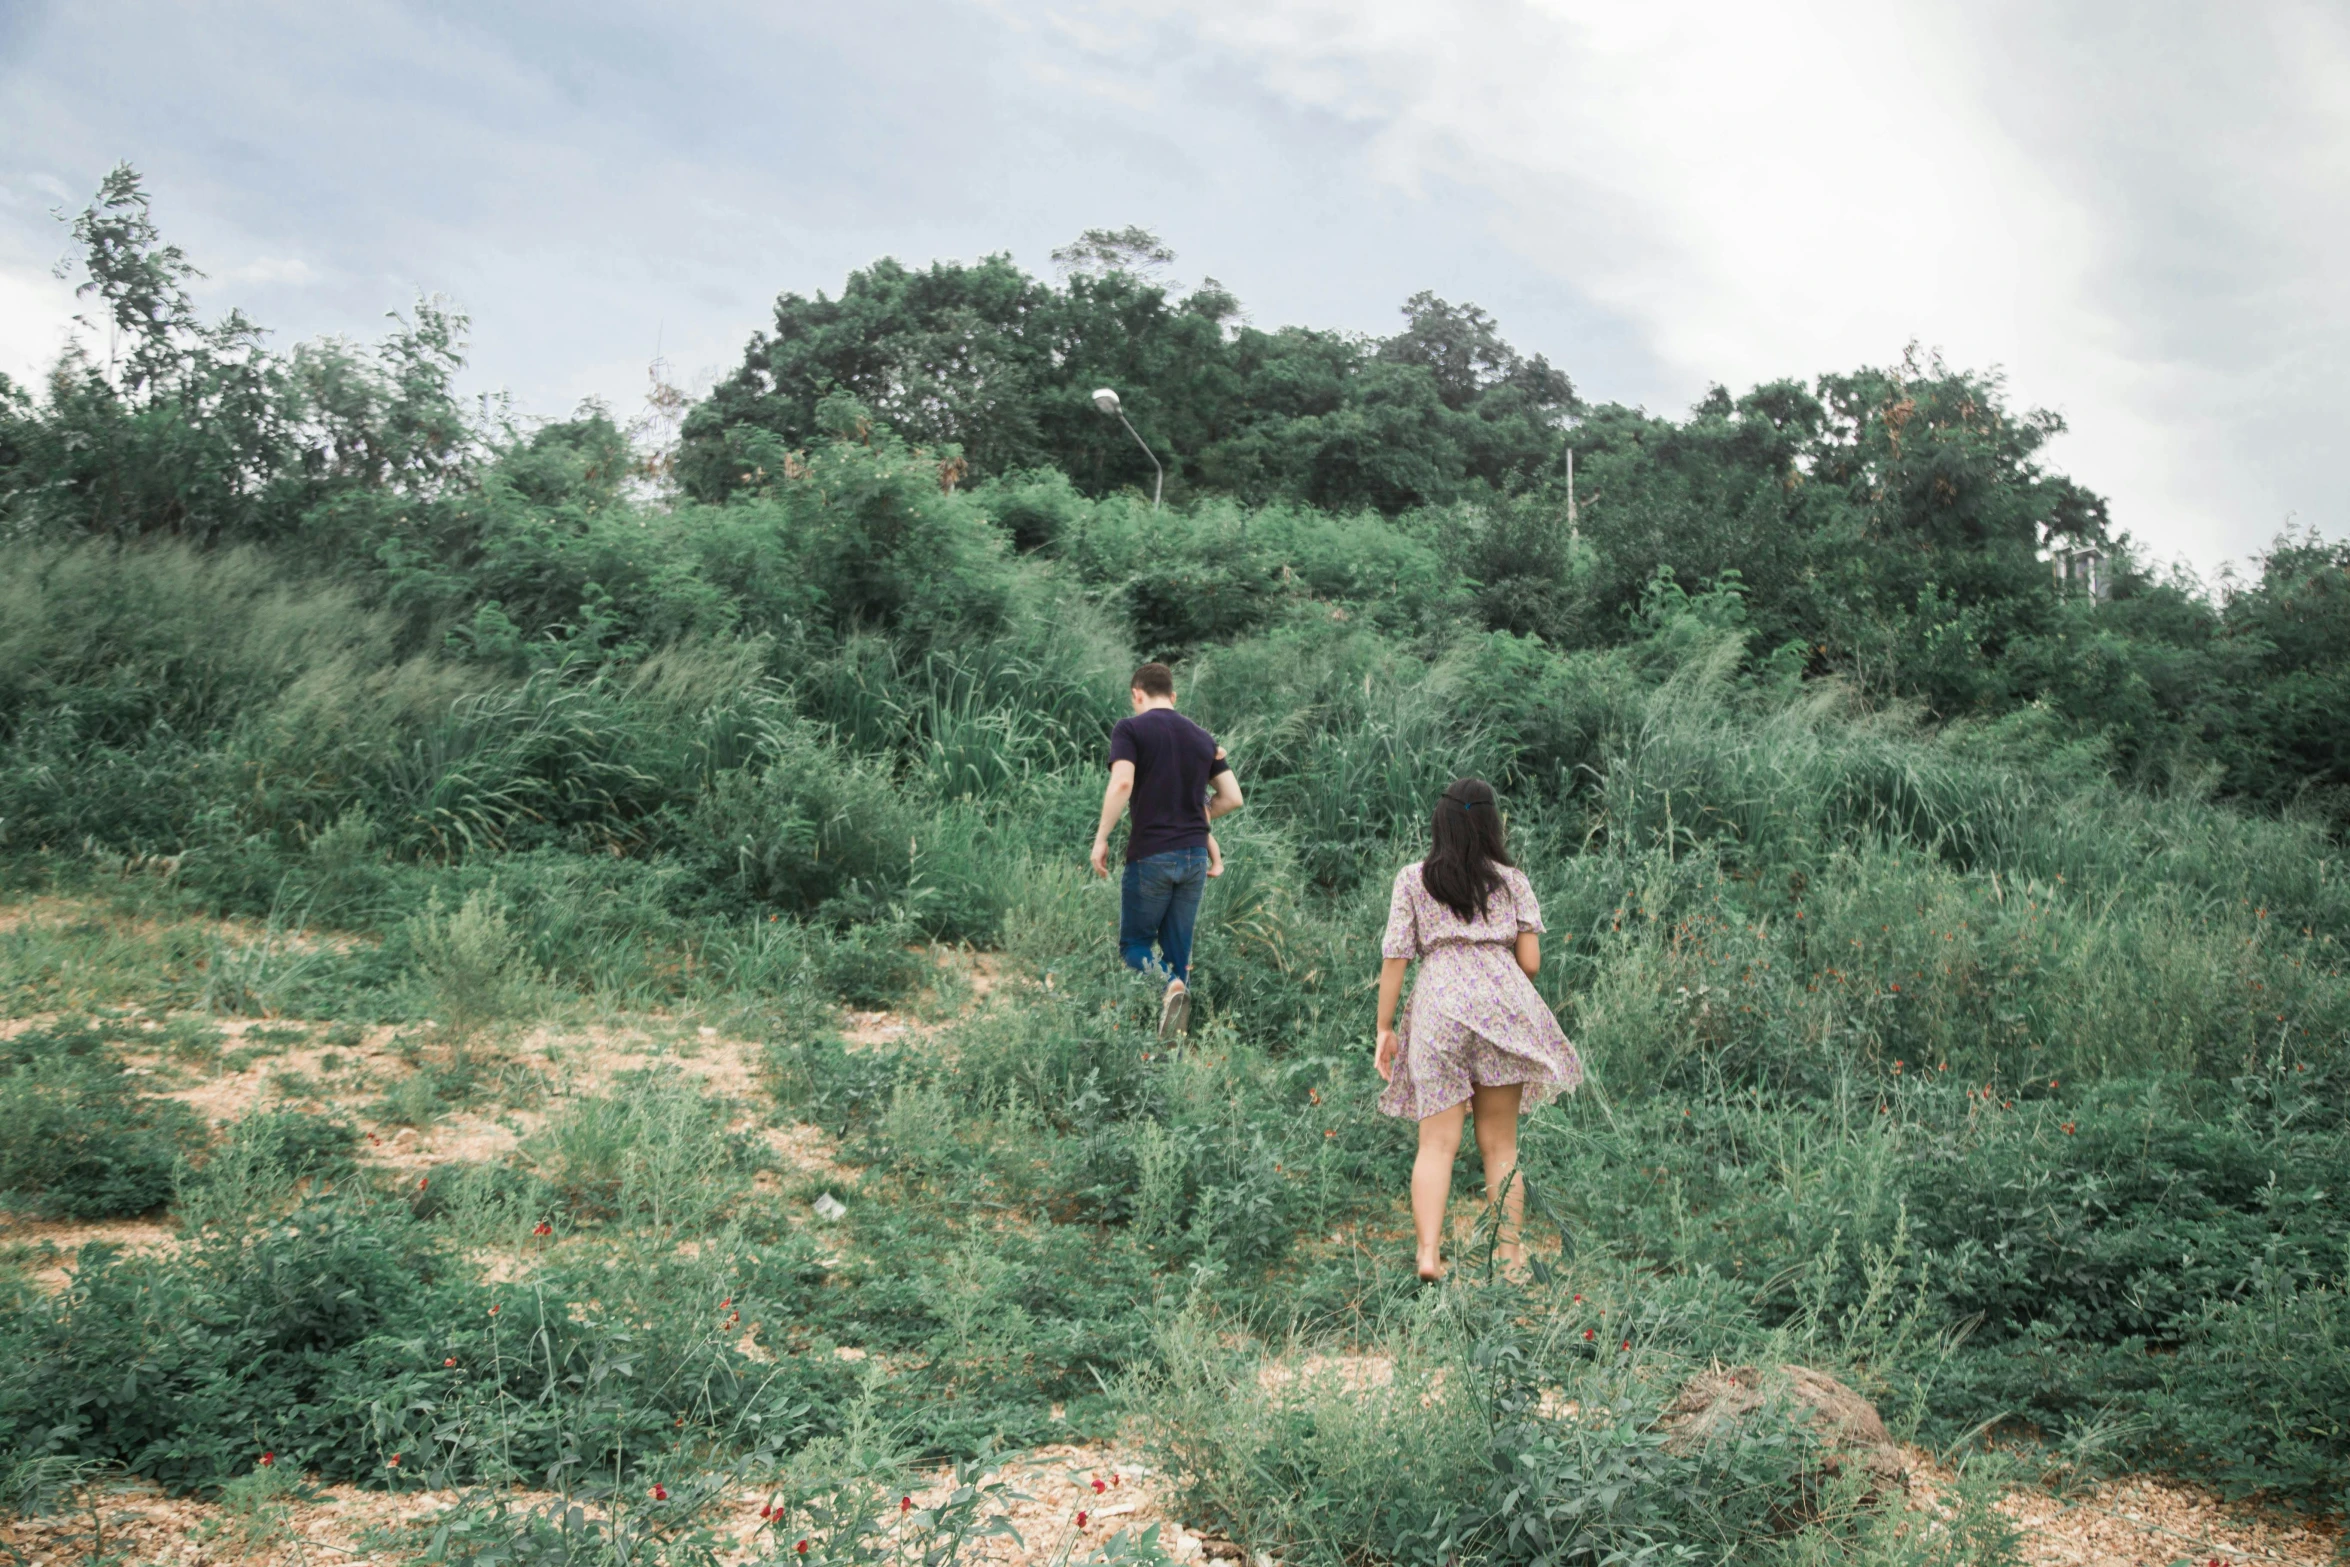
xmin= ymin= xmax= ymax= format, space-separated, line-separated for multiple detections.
xmin=1090 ymin=662 xmax=1244 ymax=1040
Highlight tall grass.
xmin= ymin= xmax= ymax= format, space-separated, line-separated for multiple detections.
xmin=1 ymin=447 xmax=2346 ymax=1541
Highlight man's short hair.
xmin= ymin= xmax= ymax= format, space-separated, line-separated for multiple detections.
xmin=1131 ymin=662 xmax=1176 ymax=698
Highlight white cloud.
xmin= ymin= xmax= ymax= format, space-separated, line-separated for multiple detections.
xmin=0 ymin=265 xmax=78 ymax=387
xmin=1035 ymin=0 xmax=2349 ymax=563
xmin=220 ymin=255 xmax=320 ymax=286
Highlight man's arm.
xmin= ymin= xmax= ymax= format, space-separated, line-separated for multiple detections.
xmin=1090 ymin=758 xmax=1136 ymax=877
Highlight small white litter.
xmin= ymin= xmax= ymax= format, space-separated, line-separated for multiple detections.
xmin=813 ymin=1192 xmax=848 ymax=1222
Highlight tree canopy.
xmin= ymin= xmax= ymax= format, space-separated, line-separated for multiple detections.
xmin=1 ymin=167 xmax=2342 ymax=831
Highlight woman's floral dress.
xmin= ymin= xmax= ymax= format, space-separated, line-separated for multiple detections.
xmin=1378 ymin=861 xmax=1582 ymax=1120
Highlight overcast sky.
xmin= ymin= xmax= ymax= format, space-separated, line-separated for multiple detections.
xmin=4 ymin=0 xmax=2344 ymax=569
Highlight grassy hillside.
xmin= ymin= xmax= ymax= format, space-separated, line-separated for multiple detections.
xmin=1 ymin=170 xmax=2347 ymax=1565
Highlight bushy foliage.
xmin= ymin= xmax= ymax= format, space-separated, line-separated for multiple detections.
xmin=0 ymin=1018 xmax=202 ymax=1217
xmin=0 ymin=166 xmax=2347 ymax=1553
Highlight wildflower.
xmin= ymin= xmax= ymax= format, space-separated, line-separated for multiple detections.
xmin=444 ymin=1357 xmax=457 ymax=1368
xmin=1573 ymin=1294 xmax=1583 ymax=1303
xmin=796 ymin=1541 xmax=810 ymax=1556
xmin=1092 ymin=1478 xmax=1107 ymax=1494
xmin=1324 ymin=1129 xmax=1336 ymax=1139
xmin=761 ymin=1504 xmax=774 ymax=1519
xmin=388 ymin=1454 xmax=402 ymax=1468
xmin=1621 ymin=1341 xmax=1631 ymax=1352
xmin=533 ymin=1222 xmax=552 ymax=1237
xmin=488 ymin=1305 xmax=499 ymax=1316
xmin=1076 ymin=1511 xmax=1089 ymax=1529
xmin=1893 ymin=1060 xmax=1903 ymax=1073
xmin=259 ymin=1452 xmax=274 ymax=1466
xmin=1584 ymin=1329 xmax=1596 ymax=1341
xmin=2049 ymin=1079 xmax=2058 ymax=1089
xmin=1308 ymin=1088 xmax=1320 ymax=1106
xmin=417 ymin=1176 xmax=429 ymax=1190
xmin=901 ymin=1497 xmax=914 ymax=1513
xmin=651 ymin=1484 xmax=669 ymax=1501
xmin=721 ymin=1298 xmax=731 ymax=1310
xmin=2062 ymin=1123 xmax=2076 ymax=1135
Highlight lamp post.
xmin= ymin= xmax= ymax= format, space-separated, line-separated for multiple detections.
xmin=1091 ymin=387 xmax=1162 ymax=511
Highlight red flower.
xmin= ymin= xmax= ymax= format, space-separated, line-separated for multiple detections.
xmin=1621 ymin=1341 xmax=1631 ymax=1351
xmin=2062 ymin=1123 xmax=2076 ymax=1135
xmin=761 ymin=1504 xmax=774 ymax=1519
xmin=901 ymin=1497 xmax=913 ymax=1513
xmin=1572 ymin=1294 xmax=1583 ymax=1304
xmin=388 ymin=1454 xmax=402 ymax=1467
xmin=488 ymin=1305 xmax=499 ymax=1317
xmin=651 ymin=1484 xmax=668 ymax=1501
xmin=444 ymin=1357 xmax=457 ymax=1368
xmin=1076 ymin=1511 xmax=1089 ymax=1529
xmin=259 ymin=1452 xmax=274 ymax=1466
xmin=533 ymin=1222 xmax=552 ymax=1237
xmin=417 ymin=1176 xmax=429 ymax=1190
xmin=1092 ymin=1478 xmax=1107 ymax=1493
xmin=1584 ymin=1329 xmax=1596 ymax=1341
xmin=796 ymin=1541 xmax=810 ymax=1556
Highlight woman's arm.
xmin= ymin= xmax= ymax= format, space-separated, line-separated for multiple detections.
xmin=1515 ymin=932 xmax=1540 ymax=977
xmin=1374 ymin=955 xmax=1409 ymax=1081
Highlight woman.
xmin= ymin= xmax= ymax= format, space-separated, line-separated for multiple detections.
xmin=1375 ymin=778 xmax=1582 ymax=1280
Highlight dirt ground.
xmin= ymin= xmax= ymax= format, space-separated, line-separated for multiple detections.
xmin=0 ymin=1445 xmax=1198 ymax=1567
xmin=4 ymin=1441 xmax=2340 ymax=1567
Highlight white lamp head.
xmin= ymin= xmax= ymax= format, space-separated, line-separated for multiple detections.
xmin=1091 ymin=387 xmax=1121 ymax=416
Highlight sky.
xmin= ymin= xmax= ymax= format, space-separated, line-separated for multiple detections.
xmin=3 ymin=0 xmax=2345 ymax=570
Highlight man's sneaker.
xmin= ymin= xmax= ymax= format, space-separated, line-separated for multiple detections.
xmin=1158 ymin=981 xmax=1191 ymax=1042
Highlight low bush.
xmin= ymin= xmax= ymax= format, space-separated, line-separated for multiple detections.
xmin=0 ymin=1020 xmax=202 ymax=1218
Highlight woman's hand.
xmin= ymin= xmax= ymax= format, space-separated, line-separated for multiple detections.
xmin=1375 ymin=1027 xmax=1399 ymax=1082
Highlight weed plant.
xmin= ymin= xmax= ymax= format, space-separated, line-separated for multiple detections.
xmin=1 ymin=419 xmax=2347 ymax=1559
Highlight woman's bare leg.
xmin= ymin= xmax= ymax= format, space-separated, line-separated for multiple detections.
xmin=1411 ymin=1103 xmax=1468 ymax=1278
xmin=1470 ymin=1083 xmax=1526 ymax=1273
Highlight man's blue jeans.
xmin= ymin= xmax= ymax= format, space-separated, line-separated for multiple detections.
xmin=1119 ymin=847 xmax=1209 ymax=984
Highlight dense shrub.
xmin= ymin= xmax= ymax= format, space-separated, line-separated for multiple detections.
xmin=0 ymin=1020 xmax=202 ymax=1218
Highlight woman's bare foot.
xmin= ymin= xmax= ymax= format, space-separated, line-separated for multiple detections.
xmin=1416 ymin=1249 xmax=1444 ymax=1282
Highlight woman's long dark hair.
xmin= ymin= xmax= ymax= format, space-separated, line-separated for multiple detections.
xmin=1421 ymin=777 xmax=1513 ymax=922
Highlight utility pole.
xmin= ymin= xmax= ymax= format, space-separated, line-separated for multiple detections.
xmin=1566 ymin=447 xmax=1578 ymax=542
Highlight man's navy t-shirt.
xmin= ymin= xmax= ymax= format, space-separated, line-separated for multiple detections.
xmin=1109 ymin=707 xmax=1229 ymax=864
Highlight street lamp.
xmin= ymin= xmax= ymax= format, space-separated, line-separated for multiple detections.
xmin=1091 ymin=386 xmax=1162 ymax=511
